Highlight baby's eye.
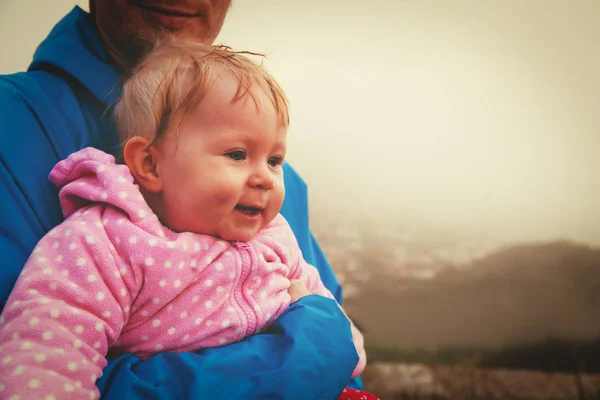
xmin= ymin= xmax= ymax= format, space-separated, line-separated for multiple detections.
xmin=227 ymin=150 xmax=246 ymax=161
xmin=268 ymin=156 xmax=282 ymax=167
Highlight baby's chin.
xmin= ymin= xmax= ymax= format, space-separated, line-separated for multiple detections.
xmin=217 ymin=229 xmax=260 ymax=243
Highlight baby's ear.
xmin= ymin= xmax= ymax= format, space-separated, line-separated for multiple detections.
xmin=123 ymin=137 xmax=163 ymax=193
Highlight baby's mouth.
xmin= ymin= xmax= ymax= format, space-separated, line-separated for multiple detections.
xmin=235 ymin=205 xmax=262 ymax=216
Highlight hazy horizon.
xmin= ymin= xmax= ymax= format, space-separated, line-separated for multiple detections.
xmin=2 ymin=0 xmax=598 ymax=246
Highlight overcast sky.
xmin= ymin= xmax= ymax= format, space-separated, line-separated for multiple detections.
xmin=1 ymin=0 xmax=598 ymax=246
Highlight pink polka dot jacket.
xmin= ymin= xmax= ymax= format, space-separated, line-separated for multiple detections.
xmin=0 ymin=148 xmax=366 ymax=399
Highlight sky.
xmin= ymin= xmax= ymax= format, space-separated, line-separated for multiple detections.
xmin=1 ymin=0 xmax=598 ymax=246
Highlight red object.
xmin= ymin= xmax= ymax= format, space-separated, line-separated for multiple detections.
xmin=338 ymin=387 xmax=380 ymax=400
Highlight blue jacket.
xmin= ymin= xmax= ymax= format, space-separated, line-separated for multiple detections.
xmin=0 ymin=6 xmax=362 ymax=399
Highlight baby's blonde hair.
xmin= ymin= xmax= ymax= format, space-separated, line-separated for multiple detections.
xmin=115 ymin=38 xmax=289 ymax=145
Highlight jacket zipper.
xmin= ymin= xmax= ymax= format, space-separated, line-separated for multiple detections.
xmin=234 ymin=242 xmax=257 ymax=337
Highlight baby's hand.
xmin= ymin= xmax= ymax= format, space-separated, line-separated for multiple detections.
xmin=288 ymin=279 xmax=311 ymax=303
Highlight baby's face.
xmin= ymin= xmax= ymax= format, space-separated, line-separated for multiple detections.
xmin=154 ymin=73 xmax=287 ymax=242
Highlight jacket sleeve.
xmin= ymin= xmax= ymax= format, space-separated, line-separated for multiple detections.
xmin=0 ymin=215 xmax=131 ymax=400
xmin=280 ymin=218 xmax=367 ymax=379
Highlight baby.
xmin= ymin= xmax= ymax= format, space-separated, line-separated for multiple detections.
xmin=0 ymin=40 xmax=369 ymax=399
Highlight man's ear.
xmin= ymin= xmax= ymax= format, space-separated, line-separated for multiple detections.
xmin=123 ymin=137 xmax=163 ymax=193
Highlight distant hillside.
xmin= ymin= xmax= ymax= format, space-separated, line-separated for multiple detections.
xmin=347 ymin=241 xmax=600 ymax=349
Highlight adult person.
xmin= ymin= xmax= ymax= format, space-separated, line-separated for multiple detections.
xmin=0 ymin=1 xmax=362 ymax=398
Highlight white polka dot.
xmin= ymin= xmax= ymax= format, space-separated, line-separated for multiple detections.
xmin=204 ymin=279 xmax=213 ymax=287
xmin=76 ymin=257 xmax=87 ymax=266
xmin=29 ymin=316 xmax=40 ymax=326
xmin=219 ymin=337 xmax=227 ymax=344
xmin=190 ymin=260 xmax=197 ymax=267
xmin=118 ymin=191 xmax=128 ymax=199
xmin=103 ymin=310 xmax=111 ymax=318
xmin=92 ymin=354 xmax=100 ymax=363
xmin=29 ymin=379 xmax=42 ymax=389
xmin=42 ymin=331 xmax=53 ymax=342
xmin=39 ymin=297 xmax=50 ymax=305
xmin=37 ymin=256 xmax=48 ymax=263
xmin=0 ymin=316 xmax=4 ymax=324
xmin=87 ymin=274 xmax=97 ymax=283
xmin=94 ymin=341 xmax=101 ymax=349
xmin=167 ymin=242 xmax=175 ymax=249
xmin=168 ymin=327 xmax=175 ymax=335
xmin=174 ymin=280 xmax=181 ymax=288
xmin=164 ymin=260 xmax=172 ymax=268
xmin=12 ymin=300 xmax=21 ymax=307
xmin=192 ymin=296 xmax=199 ymax=303
xmin=0 ymin=384 xmax=4 ymax=392
xmin=205 ymin=257 xmax=213 ymax=264
xmin=62 ymin=270 xmax=69 ymax=277
xmin=64 ymin=383 xmax=74 ymax=392
xmin=129 ymin=236 xmax=137 ymax=244
xmin=148 ymin=238 xmax=157 ymax=247
xmin=34 ymin=354 xmax=46 ymax=362
xmin=152 ymin=319 xmax=161 ymax=327
xmin=2 ymin=356 xmax=12 ymax=364
xmin=48 ymin=228 xmax=58 ymax=236
xmin=145 ymin=257 xmax=154 ymax=266
xmin=124 ymin=305 xmax=130 ymax=312
xmin=228 ymin=306 xmax=235 ymax=313
xmin=215 ymin=263 xmax=224 ymax=271
xmin=142 ymin=335 xmax=149 ymax=341
xmin=8 ymin=395 xmax=19 ymax=400
xmin=229 ymin=273 xmax=235 ymax=279
xmin=205 ymin=300 xmax=213 ymax=309
xmin=14 ymin=365 xmax=26 ymax=375
xmin=46 ymin=395 xmax=56 ymax=400
xmin=152 ymin=297 xmax=160 ymax=304
xmin=194 ymin=318 xmax=202 ymax=325
xmin=96 ymin=165 xmax=106 ymax=173
xmin=216 ymin=286 xmax=225 ymax=294
xmin=120 ymin=288 xmax=127 ymax=296
xmin=73 ymin=325 xmax=84 ymax=334
xmin=65 ymin=229 xmax=72 ymax=237
xmin=68 ymin=362 xmax=78 ymax=371
xmin=96 ymin=292 xmax=105 ymax=301
xmin=183 ymin=334 xmax=190 ymax=341
xmin=117 ymin=176 xmax=126 ymax=183
xmin=156 ymin=344 xmax=164 ymax=351
xmin=180 ymin=311 xmax=188 ymax=318
xmin=21 ymin=341 xmax=33 ymax=350
xmin=50 ymin=283 xmax=58 ymax=291
xmin=69 ymin=243 xmax=77 ymax=250
xmin=222 ymin=320 xmax=230 ymax=328
xmin=55 ymin=255 xmax=63 ymax=263
xmin=86 ymin=236 xmax=95 ymax=244
xmin=28 ymin=289 xmax=39 ymax=295
xmin=69 ymin=281 xmax=78 ymax=288
xmin=120 ymin=267 xmax=127 ymax=275
xmin=138 ymin=210 xmax=146 ymax=218
xmin=178 ymin=262 xmax=185 ymax=270
xmin=206 ymin=320 xmax=213 ymax=327
xmin=182 ymin=242 xmax=188 ymax=251
xmin=167 ymin=304 xmax=173 ymax=311
xmin=91 ymin=374 xmax=98 ymax=383
xmin=141 ymin=310 xmax=150 ymax=317
xmin=55 ymin=348 xmax=65 ymax=355
xmin=74 ymin=339 xmax=83 ymax=348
